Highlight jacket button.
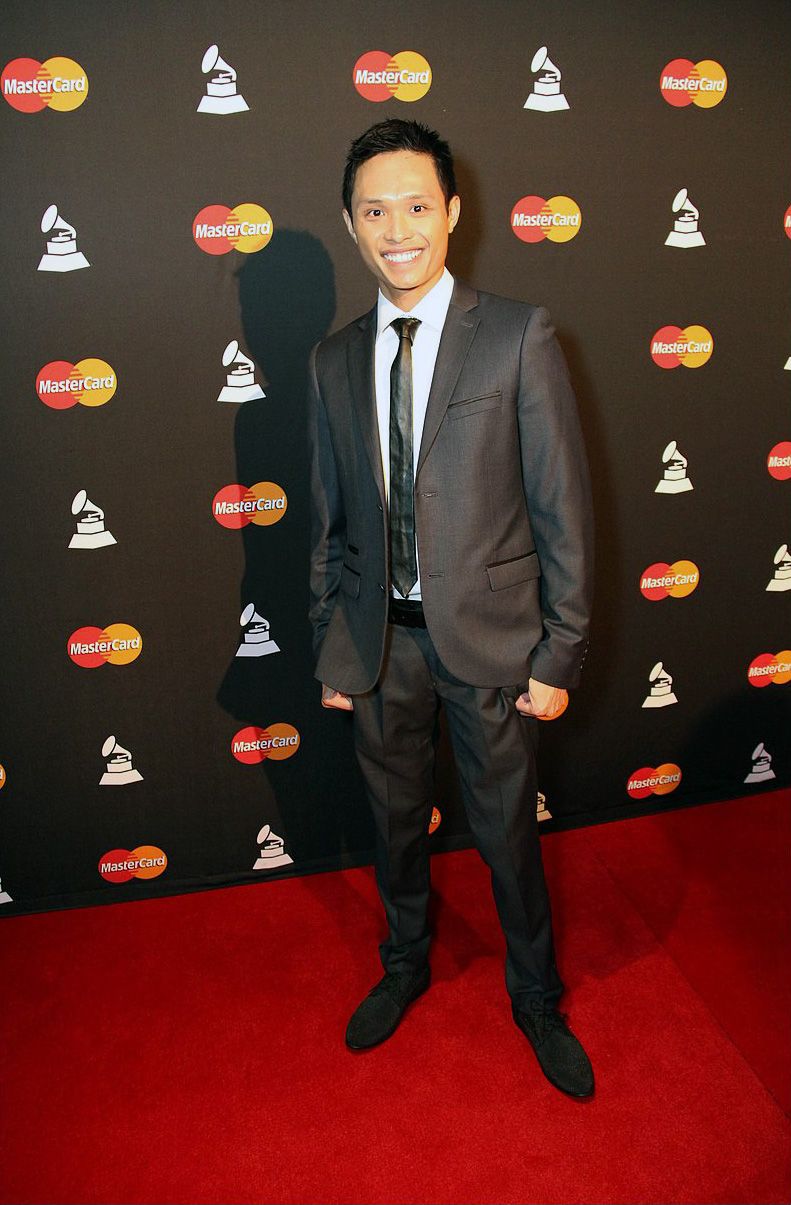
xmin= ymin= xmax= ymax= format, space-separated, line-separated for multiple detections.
xmin=378 ymin=583 xmax=385 ymax=592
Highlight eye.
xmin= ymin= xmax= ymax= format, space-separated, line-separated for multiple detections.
xmin=365 ymin=208 xmax=383 ymax=218
xmin=412 ymin=204 xmax=426 ymax=213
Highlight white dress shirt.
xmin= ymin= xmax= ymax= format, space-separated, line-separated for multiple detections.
xmin=375 ymin=267 xmax=454 ymax=600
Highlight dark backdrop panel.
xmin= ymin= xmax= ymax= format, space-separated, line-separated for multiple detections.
xmin=1 ymin=0 xmax=788 ymax=913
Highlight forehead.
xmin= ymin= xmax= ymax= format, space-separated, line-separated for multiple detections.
xmin=352 ymin=150 xmax=443 ymax=202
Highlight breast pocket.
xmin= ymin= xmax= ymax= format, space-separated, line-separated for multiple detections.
xmin=446 ymin=389 xmax=502 ymax=420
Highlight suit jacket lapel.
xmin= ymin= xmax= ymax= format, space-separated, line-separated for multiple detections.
xmin=416 ymin=279 xmax=480 ymax=477
xmin=347 ymin=306 xmax=386 ymax=506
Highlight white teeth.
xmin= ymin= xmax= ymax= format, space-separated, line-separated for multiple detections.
xmin=384 ymin=249 xmax=421 ymax=263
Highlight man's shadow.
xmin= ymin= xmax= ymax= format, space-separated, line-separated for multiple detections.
xmin=215 ymin=230 xmax=372 ymax=867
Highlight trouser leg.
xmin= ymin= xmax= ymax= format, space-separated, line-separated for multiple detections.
xmin=413 ymin=629 xmax=563 ymax=1008
xmin=351 ymin=624 xmax=439 ymax=975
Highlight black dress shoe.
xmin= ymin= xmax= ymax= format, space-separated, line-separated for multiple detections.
xmin=512 ymin=1001 xmax=595 ymax=1098
xmin=346 ymin=967 xmax=430 ymax=1050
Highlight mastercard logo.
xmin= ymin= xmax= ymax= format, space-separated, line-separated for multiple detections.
xmin=213 ymin=482 xmax=288 ymax=528
xmin=785 ymin=206 xmax=791 ymax=239
xmin=640 ymin=561 xmax=699 ymax=600
xmin=511 ymin=195 xmax=581 ymax=243
xmin=353 ymin=51 xmax=432 ymax=102
xmin=231 ymin=724 xmax=301 ymax=764
xmin=99 ymin=846 xmax=167 ymax=883
xmin=767 ymin=442 xmax=791 ymax=480
xmin=660 ymin=59 xmax=727 ymax=108
xmin=651 ymin=326 xmax=713 ymax=368
xmin=627 ymin=764 xmax=682 ymax=800
xmin=0 ymin=764 xmax=6 ymax=790
xmin=747 ymin=651 xmax=791 ymax=687
xmin=193 ymin=204 xmax=273 ymax=255
xmin=36 ymin=359 xmax=116 ymax=409
xmin=68 ymin=624 xmax=142 ymax=668
xmin=2 ymin=57 xmax=88 ymax=112
xmin=428 ymin=806 xmax=441 ymax=834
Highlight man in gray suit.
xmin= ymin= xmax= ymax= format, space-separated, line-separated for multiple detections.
xmin=308 ymin=119 xmax=594 ymax=1097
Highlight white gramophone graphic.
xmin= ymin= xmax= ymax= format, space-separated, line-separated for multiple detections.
xmin=68 ymin=489 xmax=117 ymax=549
xmin=197 ymin=44 xmax=249 ymax=114
xmin=665 ymin=188 xmax=706 ymax=248
xmin=236 ymin=603 xmax=280 ymax=658
xmin=217 ymin=339 xmax=265 ymax=403
xmin=524 ymin=46 xmax=569 ymax=111
xmin=253 ymin=823 xmax=293 ymax=871
xmin=744 ymin=742 xmax=776 ymax=785
xmin=99 ymin=736 xmax=143 ymax=786
xmin=655 ymin=440 xmax=694 ymax=494
xmin=642 ymin=661 xmax=678 ymax=709
xmin=38 ymin=204 xmax=90 ymax=272
xmin=766 ymin=543 xmax=791 ymax=592
xmin=0 ymin=877 xmax=12 ymax=905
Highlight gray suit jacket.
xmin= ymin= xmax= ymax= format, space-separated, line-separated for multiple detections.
xmin=308 ymin=278 xmax=593 ymax=693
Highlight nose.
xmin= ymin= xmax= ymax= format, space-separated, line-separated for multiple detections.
xmin=384 ymin=208 xmax=409 ymax=243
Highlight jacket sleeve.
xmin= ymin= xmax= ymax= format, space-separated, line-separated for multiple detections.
xmin=307 ymin=343 xmax=347 ymax=659
xmin=516 ymin=306 xmax=594 ymax=690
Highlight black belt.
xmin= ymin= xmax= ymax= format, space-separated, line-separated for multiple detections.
xmin=388 ymin=597 xmax=427 ymax=628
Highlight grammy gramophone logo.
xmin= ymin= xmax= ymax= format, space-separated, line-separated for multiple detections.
xmin=38 ymin=204 xmax=89 ymax=272
xmin=99 ymin=736 xmax=143 ymax=786
xmin=69 ymin=490 xmax=116 ymax=549
xmin=236 ymin=604 xmax=280 ymax=657
xmin=655 ymin=441 xmax=693 ymax=494
xmin=642 ymin=661 xmax=678 ymax=708
xmin=524 ymin=46 xmax=569 ymax=111
xmin=766 ymin=543 xmax=791 ymax=592
xmin=197 ymin=44 xmax=249 ymax=113
xmin=253 ymin=823 xmax=293 ymax=871
xmin=665 ymin=189 xmax=706 ymax=248
xmin=217 ymin=340 xmax=265 ymax=403
xmin=744 ymin=742 xmax=776 ymax=785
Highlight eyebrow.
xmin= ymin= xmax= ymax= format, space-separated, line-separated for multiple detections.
xmin=357 ymin=193 xmax=433 ymax=205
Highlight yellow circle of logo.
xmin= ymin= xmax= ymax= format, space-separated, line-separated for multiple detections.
xmin=692 ymin=60 xmax=727 ymax=108
xmin=42 ymin=56 xmax=89 ymax=111
xmin=667 ymin=560 xmax=700 ymax=598
xmin=72 ymin=358 xmax=117 ymax=407
xmin=680 ymin=325 xmax=713 ymax=368
xmin=249 ymin=481 xmax=288 ymax=526
xmin=544 ymin=196 xmax=582 ymax=243
xmin=103 ymin=623 xmax=143 ymax=665
xmin=228 ymin=203 xmax=274 ymax=253
xmin=389 ymin=51 xmax=432 ymax=102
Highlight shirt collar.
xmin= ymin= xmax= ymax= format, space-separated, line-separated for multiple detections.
xmin=376 ymin=267 xmax=454 ymax=341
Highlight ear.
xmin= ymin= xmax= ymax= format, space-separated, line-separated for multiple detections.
xmin=342 ymin=209 xmax=358 ymax=244
xmin=447 ymin=195 xmax=461 ymax=234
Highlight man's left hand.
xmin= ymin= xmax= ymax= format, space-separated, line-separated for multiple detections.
xmin=515 ymin=679 xmax=568 ymax=720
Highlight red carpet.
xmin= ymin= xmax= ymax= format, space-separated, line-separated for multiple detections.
xmin=2 ymin=791 xmax=789 ymax=1205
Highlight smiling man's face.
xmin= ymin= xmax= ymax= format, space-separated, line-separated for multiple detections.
xmin=343 ymin=149 xmax=460 ymax=310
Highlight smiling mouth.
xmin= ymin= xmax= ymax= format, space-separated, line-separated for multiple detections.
xmin=382 ymin=248 xmax=423 ymax=264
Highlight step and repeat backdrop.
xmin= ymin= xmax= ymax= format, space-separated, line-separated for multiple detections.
xmin=0 ymin=0 xmax=788 ymax=913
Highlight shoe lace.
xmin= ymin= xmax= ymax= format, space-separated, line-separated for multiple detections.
xmin=372 ymin=971 xmax=416 ymax=1006
xmin=527 ymin=1001 xmax=569 ymax=1047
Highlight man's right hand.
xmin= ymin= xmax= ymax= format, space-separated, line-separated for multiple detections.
xmin=321 ymin=683 xmax=354 ymax=711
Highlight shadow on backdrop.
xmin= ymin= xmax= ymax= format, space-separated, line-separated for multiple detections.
xmin=215 ymin=230 xmax=373 ymax=869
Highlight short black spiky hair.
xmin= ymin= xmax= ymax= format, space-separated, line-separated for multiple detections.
xmin=342 ymin=118 xmax=457 ymax=218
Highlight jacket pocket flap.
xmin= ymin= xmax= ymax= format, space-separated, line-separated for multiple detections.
xmin=486 ymin=551 xmax=540 ymax=591
xmin=340 ymin=563 xmax=361 ymax=599
xmin=447 ymin=390 xmax=502 ymax=419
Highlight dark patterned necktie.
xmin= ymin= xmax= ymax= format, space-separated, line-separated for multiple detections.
xmin=389 ymin=316 xmax=421 ymax=597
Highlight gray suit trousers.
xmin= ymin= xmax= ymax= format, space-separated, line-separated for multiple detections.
xmin=351 ymin=621 xmax=564 ymax=1008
